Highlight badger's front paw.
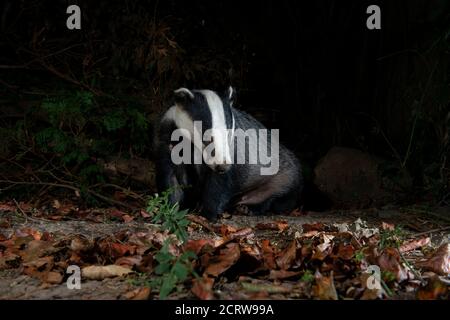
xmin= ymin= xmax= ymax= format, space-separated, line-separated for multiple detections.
xmin=200 ymin=209 xmax=218 ymax=222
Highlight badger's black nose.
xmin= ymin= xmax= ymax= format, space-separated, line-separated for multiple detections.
xmin=216 ymin=167 xmax=226 ymax=174
xmin=214 ymin=165 xmax=229 ymax=174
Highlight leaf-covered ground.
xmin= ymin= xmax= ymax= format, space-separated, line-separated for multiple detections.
xmin=0 ymin=202 xmax=449 ymax=300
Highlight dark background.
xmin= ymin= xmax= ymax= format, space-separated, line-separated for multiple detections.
xmin=0 ymin=0 xmax=449 ymax=207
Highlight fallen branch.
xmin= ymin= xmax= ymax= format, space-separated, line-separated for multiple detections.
xmin=413 ymin=226 xmax=450 ymax=237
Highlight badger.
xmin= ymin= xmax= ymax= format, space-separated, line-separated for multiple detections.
xmin=154 ymin=87 xmax=302 ymax=220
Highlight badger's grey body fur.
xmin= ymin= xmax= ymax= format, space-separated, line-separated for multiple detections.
xmin=155 ymin=87 xmax=302 ymax=220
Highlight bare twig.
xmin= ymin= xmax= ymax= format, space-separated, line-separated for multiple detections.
xmin=413 ymin=226 xmax=450 ymax=237
xmin=12 ymin=198 xmax=28 ymax=224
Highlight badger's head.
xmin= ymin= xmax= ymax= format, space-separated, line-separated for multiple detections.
xmin=166 ymin=87 xmax=236 ymax=174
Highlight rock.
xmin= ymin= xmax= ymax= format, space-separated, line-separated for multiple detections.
xmin=313 ymin=147 xmax=393 ymax=207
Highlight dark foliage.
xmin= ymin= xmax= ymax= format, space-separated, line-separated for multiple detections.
xmin=0 ymin=0 xmax=449 ymax=206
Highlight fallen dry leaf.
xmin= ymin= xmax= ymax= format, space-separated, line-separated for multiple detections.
xmin=217 ymin=227 xmax=254 ymax=248
xmin=316 ymin=233 xmax=334 ymax=252
xmin=276 ymin=240 xmax=297 ymax=270
xmin=109 ymin=209 xmax=127 ymax=219
xmin=381 ymin=222 xmax=395 ymax=231
xmin=311 ymin=246 xmax=332 ymax=261
xmin=123 ymin=287 xmax=151 ymax=300
xmin=313 ymin=271 xmax=338 ymax=300
xmin=399 ymin=237 xmax=431 ymax=253
xmin=260 ymin=240 xmax=277 ymax=269
xmin=336 ymin=243 xmax=355 ymax=260
xmin=45 ymin=271 xmax=63 ymax=284
xmin=16 ymin=228 xmax=42 ymax=240
xmin=70 ymin=236 xmax=94 ymax=252
xmin=256 ymin=220 xmax=289 ymax=232
xmin=184 ymin=239 xmax=215 ymax=255
xmin=269 ymin=269 xmax=301 ymax=280
xmin=203 ymin=243 xmax=240 ymax=277
xmin=240 ymin=243 xmax=262 ymax=261
xmin=0 ymin=203 xmax=16 ymax=212
xmin=115 ymin=255 xmax=143 ymax=268
xmin=122 ymin=214 xmax=134 ymax=223
xmin=302 ymin=230 xmax=320 ymax=238
xmin=186 ymin=214 xmax=216 ymax=233
xmin=377 ymin=247 xmax=408 ymax=282
xmin=21 ymin=240 xmax=56 ymax=263
xmin=191 ymin=276 xmax=215 ymax=300
xmin=140 ymin=209 xmax=151 ymax=218
xmin=99 ymin=241 xmax=136 ymax=259
xmin=23 ymin=256 xmax=55 ymax=282
xmin=417 ymin=275 xmax=448 ymax=300
xmin=416 ymin=243 xmax=450 ymax=276
xmin=303 ymin=223 xmax=326 ymax=232
xmin=82 ymin=265 xmax=133 ymax=280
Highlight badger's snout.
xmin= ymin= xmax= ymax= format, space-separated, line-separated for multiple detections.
xmin=212 ymin=164 xmax=231 ymax=174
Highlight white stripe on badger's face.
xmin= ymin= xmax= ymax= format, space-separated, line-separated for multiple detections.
xmin=163 ymin=105 xmax=203 ymax=153
xmin=198 ymin=90 xmax=233 ymax=166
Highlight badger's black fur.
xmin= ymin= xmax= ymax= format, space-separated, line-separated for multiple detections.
xmin=155 ymin=87 xmax=302 ymax=220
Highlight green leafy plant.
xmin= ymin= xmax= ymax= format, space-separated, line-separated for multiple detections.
xmin=300 ymin=270 xmax=314 ymax=282
xmin=379 ymin=225 xmax=405 ymax=249
xmin=147 ymin=188 xmax=190 ymax=243
xmin=150 ymin=240 xmax=197 ymax=299
xmin=353 ymin=249 xmax=366 ymax=263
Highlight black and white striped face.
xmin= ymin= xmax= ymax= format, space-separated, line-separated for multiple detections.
xmin=163 ymin=87 xmax=236 ymax=173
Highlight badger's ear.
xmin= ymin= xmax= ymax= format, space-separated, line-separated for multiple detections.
xmin=174 ymin=88 xmax=194 ymax=103
xmin=227 ymin=86 xmax=236 ymax=105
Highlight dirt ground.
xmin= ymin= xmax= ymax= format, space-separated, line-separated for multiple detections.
xmin=1 ymin=206 xmax=449 ymax=300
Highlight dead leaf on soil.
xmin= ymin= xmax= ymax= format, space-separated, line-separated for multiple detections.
xmin=70 ymin=236 xmax=94 ymax=252
xmin=184 ymin=239 xmax=215 ymax=255
xmin=313 ymin=270 xmax=338 ymax=300
xmin=115 ymin=255 xmax=143 ymax=268
xmin=381 ymin=222 xmax=395 ymax=231
xmin=203 ymin=243 xmax=240 ymax=277
xmin=191 ymin=276 xmax=215 ymax=300
xmin=416 ymin=243 xmax=450 ymax=276
xmin=260 ymin=239 xmax=277 ymax=269
xmin=123 ymin=287 xmax=151 ymax=300
xmin=45 ymin=271 xmax=63 ymax=284
xmin=0 ymin=202 xmax=16 ymax=212
xmin=377 ymin=247 xmax=408 ymax=282
xmin=269 ymin=269 xmax=301 ymax=280
xmin=399 ymin=237 xmax=431 ymax=253
xmin=82 ymin=265 xmax=133 ymax=280
xmin=256 ymin=220 xmax=289 ymax=232
xmin=335 ymin=243 xmax=355 ymax=261
xmin=21 ymin=240 xmax=56 ymax=263
xmin=303 ymin=222 xmax=326 ymax=232
xmin=416 ymin=275 xmax=448 ymax=300
xmin=140 ymin=209 xmax=151 ymax=218
xmin=276 ymin=240 xmax=297 ymax=270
